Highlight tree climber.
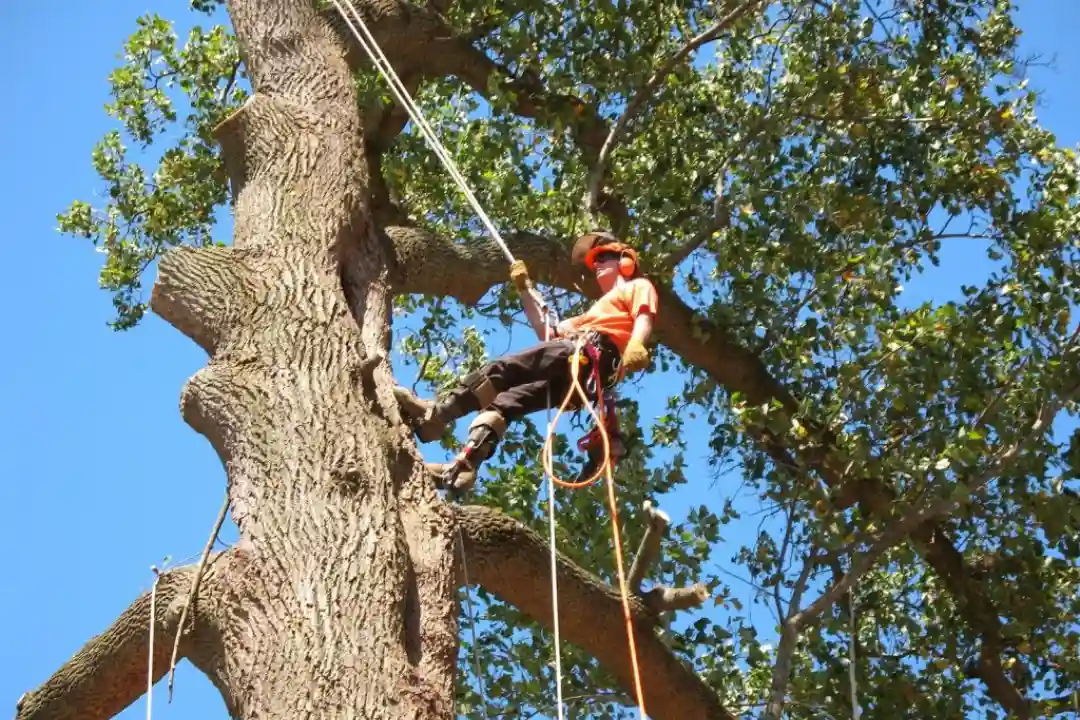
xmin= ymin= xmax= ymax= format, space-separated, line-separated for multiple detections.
xmin=394 ymin=230 xmax=659 ymax=491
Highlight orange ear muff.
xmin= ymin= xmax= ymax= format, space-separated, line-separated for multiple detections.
xmin=583 ymin=242 xmax=638 ymax=275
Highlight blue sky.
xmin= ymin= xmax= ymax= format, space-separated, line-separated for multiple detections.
xmin=1 ymin=2 xmax=1077 ymax=719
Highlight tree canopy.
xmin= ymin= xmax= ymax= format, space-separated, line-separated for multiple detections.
xmin=57 ymin=0 xmax=1079 ymax=717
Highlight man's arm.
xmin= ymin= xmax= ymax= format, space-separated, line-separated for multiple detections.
xmin=629 ymin=311 xmax=653 ymax=346
xmin=522 ymin=287 xmax=551 ymax=341
xmin=621 ymin=280 xmax=658 ymax=373
xmin=510 ymin=260 xmax=552 ymax=341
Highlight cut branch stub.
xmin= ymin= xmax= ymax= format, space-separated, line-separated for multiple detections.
xmin=628 ymin=500 xmax=670 ymax=591
xmin=151 ymin=245 xmax=249 ymax=355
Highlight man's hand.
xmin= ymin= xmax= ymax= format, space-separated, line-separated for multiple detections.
xmin=621 ymin=339 xmax=650 ymax=373
xmin=509 ymin=260 xmax=530 ymax=291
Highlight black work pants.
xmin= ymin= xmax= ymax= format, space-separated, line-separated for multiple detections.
xmin=459 ymin=333 xmax=621 ymax=422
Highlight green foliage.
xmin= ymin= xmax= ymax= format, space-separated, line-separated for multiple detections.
xmin=57 ymin=12 xmax=244 ymax=328
xmin=67 ymin=0 xmax=1080 ymax=717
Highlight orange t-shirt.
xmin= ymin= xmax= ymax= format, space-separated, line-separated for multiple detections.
xmin=564 ymin=278 xmax=658 ymax=354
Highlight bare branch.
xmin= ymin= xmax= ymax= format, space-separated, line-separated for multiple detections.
xmin=585 ymin=0 xmax=769 ymax=215
xmin=454 ymin=503 xmax=736 ymax=720
xmin=665 ymin=171 xmax=730 ymax=269
xmin=168 ymin=494 xmax=231 ymax=701
xmin=15 ymin=563 xmax=222 ymax=720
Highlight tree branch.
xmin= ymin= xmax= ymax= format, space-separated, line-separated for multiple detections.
xmin=764 ymin=547 xmax=820 ymax=720
xmin=15 ymin=562 xmax=224 ymax=720
xmin=364 ymin=71 xmax=423 ymax=153
xmin=454 ymin=503 xmax=730 ymax=720
xmin=787 ymin=391 xmax=1069 ymax=716
xmin=584 ymin=0 xmax=770 ymax=214
xmin=168 ymin=493 xmax=231 ymax=701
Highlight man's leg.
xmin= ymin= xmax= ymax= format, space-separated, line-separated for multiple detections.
xmin=394 ymin=339 xmax=577 ymax=443
xmin=421 ymin=358 xmax=595 ymax=491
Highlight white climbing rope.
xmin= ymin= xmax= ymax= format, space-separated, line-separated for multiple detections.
xmin=147 ymin=567 xmax=161 ymax=720
xmin=543 ymin=319 xmax=567 ymax=720
xmin=328 ymin=0 xmax=515 ymax=266
xmin=456 ymin=528 xmax=492 ymax=719
xmin=329 ymin=2 xmax=567 ymax=715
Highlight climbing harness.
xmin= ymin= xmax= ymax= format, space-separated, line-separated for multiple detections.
xmin=328 ymin=2 xmax=646 ymax=717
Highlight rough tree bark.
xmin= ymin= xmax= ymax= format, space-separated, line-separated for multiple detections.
xmin=14 ymin=1 xmax=731 ymax=718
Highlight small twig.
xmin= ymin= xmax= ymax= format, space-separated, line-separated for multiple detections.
xmin=772 ymin=501 xmax=798 ymax=623
xmin=628 ymin=501 xmax=670 ymax=591
xmin=167 ymin=494 xmax=230 ymax=702
xmin=584 ymin=0 xmax=767 ymax=214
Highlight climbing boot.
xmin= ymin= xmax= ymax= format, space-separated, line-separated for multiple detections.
xmin=427 ymin=410 xmax=506 ymax=492
xmin=393 ymin=374 xmax=499 ymax=444
xmin=393 ymin=386 xmax=445 ymax=442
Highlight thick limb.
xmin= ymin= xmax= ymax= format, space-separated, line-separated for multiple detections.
xmin=15 ymin=557 xmax=229 ymax=720
xmin=455 ymin=503 xmax=727 ymax=719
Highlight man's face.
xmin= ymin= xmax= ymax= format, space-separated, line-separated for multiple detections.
xmin=593 ymin=253 xmax=621 ymax=290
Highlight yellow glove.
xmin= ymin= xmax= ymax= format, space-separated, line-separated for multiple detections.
xmin=509 ymin=260 xmax=530 ymax=291
xmin=621 ymin=339 xmax=650 ymax=373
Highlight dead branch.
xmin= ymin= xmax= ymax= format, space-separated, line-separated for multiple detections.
xmin=584 ymin=0 xmax=769 ymax=215
xmin=167 ymin=494 xmax=231 ymax=701
xmin=454 ymin=503 xmax=730 ymax=720
xmin=15 ymin=563 xmax=221 ymax=720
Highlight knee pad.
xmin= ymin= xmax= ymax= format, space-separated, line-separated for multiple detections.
xmin=464 ymin=409 xmax=507 ymax=462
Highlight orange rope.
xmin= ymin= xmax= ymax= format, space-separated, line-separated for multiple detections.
xmin=541 ymin=338 xmax=647 ymax=719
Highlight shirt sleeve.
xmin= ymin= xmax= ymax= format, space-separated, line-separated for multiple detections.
xmin=627 ymin=278 xmax=659 ymax=318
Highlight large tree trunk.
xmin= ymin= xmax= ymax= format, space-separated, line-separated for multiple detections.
xmin=144 ymin=0 xmax=458 ymax=716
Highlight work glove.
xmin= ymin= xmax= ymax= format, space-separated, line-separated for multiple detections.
xmin=621 ymin=339 xmax=650 ymax=373
xmin=509 ymin=260 xmax=530 ymax=292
